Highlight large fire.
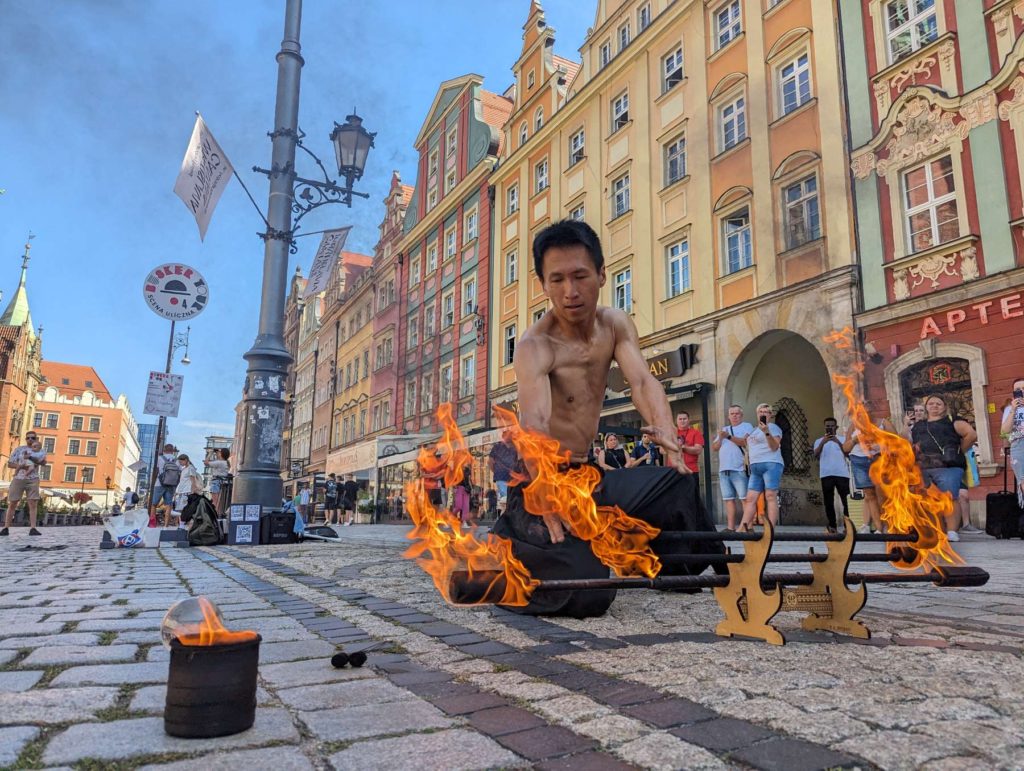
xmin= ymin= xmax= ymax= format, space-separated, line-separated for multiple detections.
xmin=824 ymin=328 xmax=962 ymax=570
xmin=177 ymin=597 xmax=259 ymax=647
xmin=404 ymin=404 xmax=662 ymax=606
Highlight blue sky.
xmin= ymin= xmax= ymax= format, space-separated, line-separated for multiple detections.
xmin=0 ymin=0 xmax=590 ymax=463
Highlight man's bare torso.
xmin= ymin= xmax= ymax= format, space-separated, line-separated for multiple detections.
xmin=519 ymin=307 xmax=620 ymax=461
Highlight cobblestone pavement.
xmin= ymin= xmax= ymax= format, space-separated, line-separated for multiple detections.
xmin=0 ymin=525 xmax=1021 ymax=770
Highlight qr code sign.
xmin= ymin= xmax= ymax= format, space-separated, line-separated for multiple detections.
xmin=236 ymin=524 xmax=253 ymax=544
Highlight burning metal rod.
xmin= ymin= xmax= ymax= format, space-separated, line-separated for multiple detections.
xmin=447 ymin=565 xmax=988 ymax=605
xmin=654 ymin=530 xmax=919 ymax=543
xmin=659 ymin=547 xmax=918 ymax=565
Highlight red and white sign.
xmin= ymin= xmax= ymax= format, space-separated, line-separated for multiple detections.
xmin=144 ymin=371 xmax=184 ymax=418
xmin=143 ymin=263 xmax=209 ymax=321
xmin=920 ymin=291 xmax=1024 ymax=338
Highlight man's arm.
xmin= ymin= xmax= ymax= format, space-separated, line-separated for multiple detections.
xmin=680 ymin=430 xmax=703 ymax=458
xmin=611 ymin=312 xmax=687 ymax=472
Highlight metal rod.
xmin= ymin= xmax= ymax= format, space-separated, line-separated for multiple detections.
xmin=654 ymin=530 xmax=919 ymax=543
xmin=532 ymin=570 xmax=951 ymax=592
xmin=658 ymin=549 xmax=908 ymax=565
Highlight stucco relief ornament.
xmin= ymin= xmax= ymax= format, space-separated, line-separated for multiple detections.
xmin=873 ymin=80 xmax=892 ymax=115
xmin=891 ymin=56 xmax=937 ymax=92
xmin=851 ymin=152 xmax=876 ymax=180
xmin=876 ymin=97 xmax=966 ymax=176
xmin=892 ymin=268 xmax=910 ymax=301
xmin=959 ymin=246 xmax=980 ymax=282
xmin=1014 ymin=0 xmax=1024 ymax=23
xmin=994 ymin=7 xmax=1013 ymax=39
xmin=960 ymin=92 xmax=998 ymax=129
xmin=938 ymin=41 xmax=956 ymax=73
xmin=998 ymin=64 xmax=1024 ymax=121
xmin=907 ymin=252 xmax=959 ymax=289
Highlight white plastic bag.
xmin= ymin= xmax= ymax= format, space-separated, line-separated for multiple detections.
xmin=103 ymin=510 xmax=150 ymax=548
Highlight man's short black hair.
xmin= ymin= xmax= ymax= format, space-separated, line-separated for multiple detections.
xmin=532 ymin=219 xmax=604 ymax=280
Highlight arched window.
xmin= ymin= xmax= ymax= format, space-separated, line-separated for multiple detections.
xmin=899 ymin=358 xmax=974 ymax=425
xmin=535 ymin=107 xmax=544 ymax=131
xmin=519 ymin=122 xmax=528 ymax=147
xmin=773 ymin=396 xmax=811 ymax=475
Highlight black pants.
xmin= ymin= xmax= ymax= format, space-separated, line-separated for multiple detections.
xmin=820 ymin=475 xmax=850 ymax=528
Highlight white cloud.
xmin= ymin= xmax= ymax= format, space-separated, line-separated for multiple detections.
xmin=180 ymin=420 xmax=234 ymax=433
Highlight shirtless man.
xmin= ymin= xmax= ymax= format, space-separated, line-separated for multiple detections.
xmin=514 ymin=219 xmax=690 ymax=543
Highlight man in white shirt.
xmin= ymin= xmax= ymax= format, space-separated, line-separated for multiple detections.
xmin=710 ymin=405 xmax=754 ymax=531
xmin=813 ymin=417 xmax=848 ymax=533
xmin=2 ymin=431 xmax=47 ymax=536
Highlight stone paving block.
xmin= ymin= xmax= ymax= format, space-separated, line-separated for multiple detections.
xmin=258 ymin=639 xmax=335 ymax=664
xmin=0 ymin=686 xmax=119 ymax=725
xmin=130 ymin=684 xmax=274 ymax=714
xmin=0 ymin=725 xmax=40 ymax=767
xmin=388 ymin=669 xmax=453 ymax=686
xmin=300 ymin=699 xmax=452 ymax=742
xmin=621 ymin=698 xmax=717 ymax=728
xmin=586 ymin=681 xmax=662 ymax=707
xmin=147 ymin=646 xmax=170 ymax=662
xmin=535 ymin=750 xmax=640 ymax=770
xmin=277 ymin=678 xmax=416 ymax=711
xmin=731 ymin=737 xmax=861 ymax=771
xmin=0 ymin=622 xmax=63 ymax=638
xmin=259 ymin=657 xmax=374 ymax=689
xmin=574 ymin=714 xmax=650 ymax=745
xmin=137 ymin=746 xmax=315 ymax=770
xmin=458 ymin=640 xmax=517 ymax=657
xmin=670 ymin=717 xmax=776 ymax=751
xmin=22 ymin=644 xmax=138 ymax=666
xmin=0 ymin=649 xmax=16 ymax=666
xmin=50 ymin=661 xmax=167 ymax=687
xmin=42 ymin=708 xmax=300 ymax=765
xmin=328 ymin=727 xmax=526 ymax=771
xmin=429 ymin=690 xmax=509 ymax=715
xmin=494 ymin=725 xmax=598 ymax=761
xmin=115 ymin=631 xmax=162 ymax=644
xmin=0 ymin=671 xmax=43 ymax=692
xmin=467 ymin=705 xmax=548 ymax=737
xmin=616 ymin=732 xmax=727 ymax=771
xmin=77 ymin=618 xmax=162 ymax=631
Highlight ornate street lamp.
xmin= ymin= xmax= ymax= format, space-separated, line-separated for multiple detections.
xmin=331 ymin=113 xmax=374 ymax=186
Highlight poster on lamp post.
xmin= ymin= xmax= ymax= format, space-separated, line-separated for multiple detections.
xmin=144 ymin=371 xmax=185 ymax=417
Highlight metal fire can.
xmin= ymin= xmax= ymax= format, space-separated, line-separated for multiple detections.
xmin=164 ymin=634 xmax=262 ymax=738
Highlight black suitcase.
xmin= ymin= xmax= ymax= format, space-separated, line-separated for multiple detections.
xmin=986 ymin=448 xmax=1024 ymax=539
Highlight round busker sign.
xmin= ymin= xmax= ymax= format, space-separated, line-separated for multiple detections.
xmin=143 ymin=264 xmax=209 ymax=321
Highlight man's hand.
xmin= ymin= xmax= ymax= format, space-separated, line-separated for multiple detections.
xmin=543 ymin=513 xmax=568 ymax=543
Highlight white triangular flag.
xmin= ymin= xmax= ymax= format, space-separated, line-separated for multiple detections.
xmin=173 ymin=114 xmax=234 ymax=241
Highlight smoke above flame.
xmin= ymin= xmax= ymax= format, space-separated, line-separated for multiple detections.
xmin=824 ymin=327 xmax=962 ymax=569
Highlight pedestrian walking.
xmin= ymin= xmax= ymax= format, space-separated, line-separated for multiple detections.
xmin=205 ymin=448 xmax=230 ymax=514
xmin=738 ymin=403 xmax=784 ymax=530
xmin=155 ymin=444 xmax=180 ymax=527
xmin=711 ymin=405 xmax=753 ymax=531
xmin=122 ymin=486 xmax=140 ymax=511
xmin=488 ymin=430 xmax=517 ymax=509
xmin=2 ymin=431 xmax=47 ymax=536
xmin=172 ymin=454 xmax=203 ymax=526
xmin=813 ymin=417 xmax=849 ymax=533
xmin=453 ymin=464 xmax=474 ymax=527
xmin=341 ymin=474 xmax=359 ymax=526
xmin=324 ymin=473 xmax=339 ymax=525
xmin=297 ymin=484 xmax=311 ymax=523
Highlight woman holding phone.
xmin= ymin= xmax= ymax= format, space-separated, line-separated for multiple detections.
xmin=737 ymin=403 xmax=784 ymax=531
xmin=1000 ymin=378 xmax=1024 ymax=505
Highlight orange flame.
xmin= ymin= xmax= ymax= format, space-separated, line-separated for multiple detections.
xmin=824 ymin=327 xmax=962 ymax=570
xmin=403 ymin=403 xmax=538 ymax=606
xmin=176 ymin=597 xmax=259 ymax=647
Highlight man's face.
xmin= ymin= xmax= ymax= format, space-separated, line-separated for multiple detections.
xmin=676 ymin=413 xmax=690 ymax=430
xmin=641 ymin=433 xmax=651 ymax=446
xmin=824 ymin=420 xmax=838 ymax=435
xmin=540 ymin=244 xmax=605 ymax=323
xmin=502 ymin=430 xmax=513 ymax=445
xmin=25 ymin=433 xmax=38 ymax=445
xmin=728 ymin=407 xmax=743 ymax=425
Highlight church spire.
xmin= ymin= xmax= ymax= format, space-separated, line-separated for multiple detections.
xmin=0 ymin=236 xmax=36 ymax=332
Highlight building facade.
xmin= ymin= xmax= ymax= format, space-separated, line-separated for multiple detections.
xmin=840 ymin=0 xmax=1024 ymax=516
xmin=34 ymin=362 xmax=141 ymax=500
xmin=136 ymin=422 xmax=159 ymax=496
xmin=201 ymin=434 xmax=233 ymax=489
xmin=486 ymin=0 xmax=860 ymax=522
xmin=280 ymin=268 xmax=306 ymax=495
xmin=398 ymin=74 xmax=512 ymax=436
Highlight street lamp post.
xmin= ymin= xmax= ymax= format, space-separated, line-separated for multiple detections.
xmin=145 ymin=324 xmax=192 ymax=520
xmin=233 ymin=0 xmax=374 ymax=514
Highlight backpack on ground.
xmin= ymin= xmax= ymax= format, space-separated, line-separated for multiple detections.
xmin=159 ymin=462 xmax=181 ymax=489
xmin=182 ymin=493 xmax=222 ymax=546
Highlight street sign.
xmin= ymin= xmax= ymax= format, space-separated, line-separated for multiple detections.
xmin=144 ymin=371 xmax=184 ymax=417
xmin=143 ymin=263 xmax=209 ymax=321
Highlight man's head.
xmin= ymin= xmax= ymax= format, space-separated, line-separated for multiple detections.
xmin=25 ymin=431 xmax=38 ymax=445
xmin=532 ymin=220 xmax=606 ymax=322
xmin=824 ymin=417 xmax=838 ymax=435
xmin=501 ymin=429 xmax=513 ymax=445
xmin=675 ymin=411 xmax=690 ymax=430
xmin=328 ymin=473 xmax=336 ymax=480
xmin=163 ymin=443 xmax=174 ymax=453
xmin=641 ymin=431 xmax=652 ymax=446
xmin=727 ymin=404 xmax=744 ymax=425
xmin=28 ymin=438 xmax=41 ymax=451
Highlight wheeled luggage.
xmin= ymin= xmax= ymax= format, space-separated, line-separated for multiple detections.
xmin=986 ymin=448 xmax=1024 ymax=539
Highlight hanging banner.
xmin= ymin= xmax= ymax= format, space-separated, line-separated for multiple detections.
xmin=144 ymin=371 xmax=185 ymax=418
xmin=173 ymin=114 xmax=234 ymax=241
xmin=303 ymin=227 xmax=352 ymax=298
xmin=143 ymin=263 xmax=209 ymax=321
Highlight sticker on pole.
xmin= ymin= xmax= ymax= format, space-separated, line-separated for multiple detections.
xmin=143 ymin=264 xmax=209 ymax=321
xmin=144 ymin=371 xmax=185 ymax=417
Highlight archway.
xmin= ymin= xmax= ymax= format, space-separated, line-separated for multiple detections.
xmin=725 ymin=331 xmax=835 ymax=525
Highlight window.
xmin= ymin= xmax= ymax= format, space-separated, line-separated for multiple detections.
xmin=71 ymin=416 xmax=83 ymax=432
xmin=428 ymin=149 xmax=439 ymax=176
xmin=85 ymin=440 xmax=98 ymax=456
xmin=724 ymin=207 xmax=753 ymax=273
xmin=345 ymin=363 xmax=352 ymax=389
xmin=904 ymin=155 xmax=958 ymax=253
xmin=363 ymin=350 xmax=369 ymax=379
xmin=372 ymin=404 xmax=381 ymax=432
xmin=504 ymin=324 xmax=517 ymax=365
xmin=715 ymin=0 xmax=742 ymax=50
xmin=614 ymin=268 xmax=633 ymax=313
xmin=64 ymin=466 xmax=77 ymax=483
xmin=667 ymin=240 xmax=691 ymax=298
xmin=33 ymin=413 xmax=42 ymax=428
xmin=427 ymin=243 xmax=438 ymax=272
xmin=612 ymin=92 xmax=630 ymax=131
xmin=39 ymin=465 xmax=50 ymax=482
xmin=638 ymin=3 xmax=651 ymax=32
xmin=425 ymin=302 xmax=436 ymax=336
xmin=618 ymin=22 xmax=631 ymax=52
xmin=462 ymin=277 xmax=477 ymax=315
xmin=886 ymin=0 xmax=938 ymax=64
xmin=382 ymin=401 xmax=391 ymax=428
xmin=535 ymin=158 xmax=549 ymax=193
xmin=446 ymin=127 xmax=458 ymax=156
xmin=505 ymin=251 xmax=518 ymax=284
xmin=68 ymin=439 xmax=81 ymax=455
xmin=422 ymin=372 xmax=434 ymax=411
xmin=612 ymin=173 xmax=631 ymax=218
xmin=442 ymin=291 xmax=455 ymax=328
xmin=440 ymin=363 xmax=453 ymax=403
xmin=82 ymin=467 xmax=94 ymax=484
xmin=46 ymin=413 xmax=57 ymax=429
xmin=460 ymin=354 xmax=475 ymax=396
xmin=405 ymin=379 xmax=417 ymax=415
xmin=444 ymin=227 xmax=458 ymax=261
xmin=569 ymin=129 xmax=585 ymax=166
xmin=408 ymin=316 xmax=419 ymax=347
xmin=427 ymin=188 xmax=438 ymax=211
xmin=778 ymin=52 xmax=811 ymax=115
xmin=43 ymin=437 xmax=55 ymax=453
xmin=359 ymin=409 xmax=366 ymax=437
xmin=783 ymin=175 xmax=821 ymax=249
xmin=527 ymin=70 xmax=535 ymax=88
xmin=507 ymin=184 xmax=519 ymax=215
xmin=464 ymin=207 xmax=478 ymax=241
xmin=375 ymin=343 xmax=384 ymax=371
xmin=61 ymin=378 xmax=70 ymax=385
xmin=409 ymin=256 xmax=421 ymax=286
xmin=84 ymin=380 xmax=93 ymax=388
xmin=719 ymin=95 xmax=746 ymax=151
xmin=663 ymin=47 xmax=684 ymax=93
xmin=664 ymin=135 xmax=686 ymax=185
xmin=520 ymin=122 xmax=529 ymax=147
xmin=535 ymin=106 xmax=544 ymax=131
xmin=599 ymin=41 xmax=612 ymax=68
xmin=569 ymin=203 xmax=585 ymax=221
xmin=445 ymin=170 xmax=457 ymax=194
xmin=383 ymin=337 xmax=393 ymax=365
xmin=533 ymin=307 xmax=547 ymax=323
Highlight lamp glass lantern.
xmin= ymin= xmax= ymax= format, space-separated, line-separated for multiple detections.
xmin=331 ymin=113 xmax=375 ymax=181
